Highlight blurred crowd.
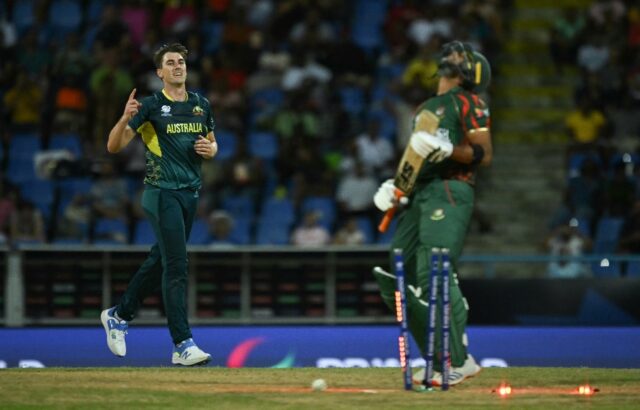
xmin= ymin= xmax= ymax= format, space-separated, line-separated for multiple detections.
xmin=546 ymin=0 xmax=640 ymax=276
xmin=0 ymin=0 xmax=504 ymax=247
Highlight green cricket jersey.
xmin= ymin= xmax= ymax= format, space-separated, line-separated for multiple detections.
xmin=128 ymin=89 xmax=215 ymax=190
xmin=414 ymin=86 xmax=490 ymax=186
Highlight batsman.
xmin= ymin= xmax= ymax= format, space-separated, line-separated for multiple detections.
xmin=373 ymin=41 xmax=492 ymax=387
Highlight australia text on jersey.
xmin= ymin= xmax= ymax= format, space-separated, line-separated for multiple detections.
xmin=166 ymin=122 xmax=204 ymax=134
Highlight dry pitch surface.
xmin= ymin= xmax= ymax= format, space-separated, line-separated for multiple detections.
xmin=1 ymin=367 xmax=639 ymax=409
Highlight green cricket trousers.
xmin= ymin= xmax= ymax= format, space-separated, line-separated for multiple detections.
xmin=375 ymin=178 xmax=474 ymax=369
xmin=116 ymin=185 xmax=198 ymax=345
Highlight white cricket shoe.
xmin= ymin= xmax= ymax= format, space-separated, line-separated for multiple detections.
xmin=172 ymin=338 xmax=211 ymax=366
xmin=413 ymin=354 xmax=481 ymax=387
xmin=101 ymin=307 xmax=128 ymax=357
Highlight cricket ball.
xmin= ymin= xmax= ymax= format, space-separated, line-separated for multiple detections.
xmin=311 ymin=378 xmax=328 ymax=391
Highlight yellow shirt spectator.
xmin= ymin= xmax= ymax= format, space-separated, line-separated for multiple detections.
xmin=565 ymin=108 xmax=606 ymax=143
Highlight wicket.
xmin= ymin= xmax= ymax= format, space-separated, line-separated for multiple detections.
xmin=393 ymin=247 xmax=451 ymax=392
xmin=393 ymin=249 xmax=412 ymax=390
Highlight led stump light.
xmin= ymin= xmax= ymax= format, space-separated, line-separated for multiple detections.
xmin=492 ymin=383 xmax=512 ymax=397
xmin=576 ymin=384 xmax=599 ymax=395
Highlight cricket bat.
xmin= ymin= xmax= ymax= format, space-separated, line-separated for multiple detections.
xmin=378 ymin=110 xmax=440 ymax=232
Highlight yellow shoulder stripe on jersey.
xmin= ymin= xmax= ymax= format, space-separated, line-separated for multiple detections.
xmin=162 ymin=88 xmax=188 ymax=102
xmin=468 ymin=127 xmax=489 ymax=134
xmin=475 ymin=62 xmax=481 ymax=85
xmin=137 ymin=121 xmax=162 ymax=157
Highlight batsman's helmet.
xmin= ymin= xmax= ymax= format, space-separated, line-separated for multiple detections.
xmin=437 ymin=41 xmax=491 ymax=93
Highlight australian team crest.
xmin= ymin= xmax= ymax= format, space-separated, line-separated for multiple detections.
xmin=192 ymin=105 xmax=204 ymax=116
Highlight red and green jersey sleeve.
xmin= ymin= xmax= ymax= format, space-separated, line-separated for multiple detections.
xmin=413 ymin=86 xmax=491 ymax=186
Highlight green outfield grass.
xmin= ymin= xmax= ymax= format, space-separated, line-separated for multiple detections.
xmin=1 ymin=367 xmax=639 ymax=409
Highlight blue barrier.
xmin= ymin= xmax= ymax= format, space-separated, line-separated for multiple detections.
xmin=1 ymin=326 xmax=638 ymax=368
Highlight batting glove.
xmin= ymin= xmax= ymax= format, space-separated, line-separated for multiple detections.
xmin=374 ymin=179 xmax=398 ymax=211
xmin=409 ymin=131 xmax=453 ymax=163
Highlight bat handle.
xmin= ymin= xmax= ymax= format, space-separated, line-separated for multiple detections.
xmin=378 ymin=208 xmax=396 ymax=232
xmin=378 ymin=189 xmax=405 ymax=233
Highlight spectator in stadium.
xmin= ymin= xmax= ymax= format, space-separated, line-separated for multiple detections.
xmin=544 ymin=220 xmax=592 ymax=278
xmin=291 ymin=210 xmax=331 ymax=247
xmin=549 ymin=7 xmax=586 ymax=73
xmin=551 ymin=157 xmax=604 ymax=230
xmin=89 ymin=50 xmax=134 ymax=155
xmin=355 ymin=118 xmax=396 ymax=178
xmin=207 ymin=210 xmax=235 ymax=247
xmin=3 ymin=71 xmax=42 ymax=132
xmin=333 ymin=217 xmax=366 ymax=245
xmin=9 ymin=196 xmax=45 ymax=245
xmin=336 ymin=161 xmax=379 ymax=224
xmin=101 ymin=42 xmax=217 ymax=366
xmin=89 ymin=161 xmax=130 ymax=221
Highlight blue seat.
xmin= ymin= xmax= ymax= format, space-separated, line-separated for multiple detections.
xmin=248 ymin=131 xmax=278 ymax=160
xmin=94 ymin=218 xmax=128 ymax=244
xmin=222 ymin=195 xmax=255 ymax=221
xmin=593 ymin=217 xmax=625 ymax=253
xmin=355 ymin=217 xmax=374 ymax=244
xmin=260 ymin=197 xmax=295 ymax=227
xmin=591 ymin=260 xmax=622 ymax=277
xmin=370 ymin=110 xmax=397 ymax=142
xmin=13 ymin=0 xmax=35 ymax=34
xmin=188 ymin=218 xmax=210 ymax=245
xmin=50 ymin=133 xmax=82 ymax=157
xmin=56 ymin=177 xmax=93 ymax=214
xmin=9 ymin=133 xmax=41 ymax=158
xmin=377 ymin=218 xmax=397 ymax=244
xmin=133 ymin=219 xmax=155 ymax=245
xmin=86 ymin=0 xmax=104 ymax=23
xmin=626 ymin=261 xmax=640 ymax=277
xmin=229 ymin=217 xmax=252 ymax=245
xmin=250 ymin=87 xmax=285 ymax=111
xmin=338 ymin=86 xmax=365 ymax=114
xmin=201 ymin=22 xmax=224 ymax=54
xmin=255 ymin=221 xmax=290 ymax=245
xmin=567 ymin=152 xmax=602 ymax=178
xmin=215 ymin=129 xmax=237 ymax=161
xmin=20 ymin=179 xmax=54 ymax=217
xmin=7 ymin=157 xmax=37 ymax=185
xmin=49 ymin=0 xmax=82 ymax=34
xmin=301 ymin=196 xmax=336 ymax=229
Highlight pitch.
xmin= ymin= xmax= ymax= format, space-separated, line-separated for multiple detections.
xmin=1 ymin=367 xmax=639 ymax=409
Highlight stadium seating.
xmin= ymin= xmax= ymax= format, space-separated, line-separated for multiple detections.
xmin=228 ymin=217 xmax=252 ymax=245
xmin=593 ymin=217 xmax=625 ymax=253
xmin=259 ymin=197 xmax=295 ymax=227
xmin=376 ymin=218 xmax=397 ymax=245
xmin=50 ymin=133 xmax=83 ymax=157
xmin=188 ymin=218 xmax=211 ymax=245
xmin=133 ymin=219 xmax=155 ymax=245
xmin=301 ymin=196 xmax=336 ymax=229
xmin=214 ymin=129 xmax=238 ymax=161
xmin=255 ymin=221 xmax=290 ymax=245
xmin=93 ymin=218 xmax=128 ymax=245
xmin=355 ymin=217 xmax=375 ymax=244
xmin=222 ymin=195 xmax=255 ymax=221
xmin=247 ymin=131 xmax=278 ymax=161
xmin=48 ymin=0 xmax=82 ymax=36
xmin=12 ymin=0 xmax=35 ymax=34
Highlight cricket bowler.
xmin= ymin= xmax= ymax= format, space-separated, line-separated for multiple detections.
xmin=101 ymin=43 xmax=217 ymax=366
xmin=373 ymin=41 xmax=492 ymax=386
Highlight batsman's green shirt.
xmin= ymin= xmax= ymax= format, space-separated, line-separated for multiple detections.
xmin=414 ymin=86 xmax=490 ymax=186
xmin=128 ymin=89 xmax=215 ymax=190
